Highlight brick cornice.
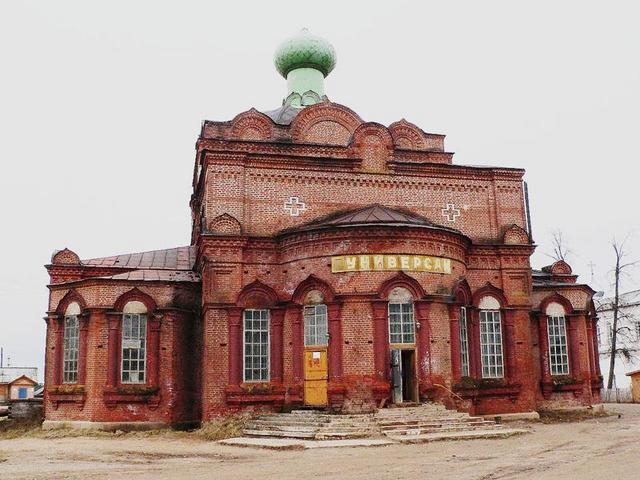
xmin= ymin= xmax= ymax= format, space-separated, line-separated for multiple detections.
xmin=197 ymin=140 xmax=525 ymax=180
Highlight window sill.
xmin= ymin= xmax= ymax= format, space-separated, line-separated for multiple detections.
xmin=453 ymin=380 xmax=521 ymax=403
xmin=103 ymin=386 xmax=160 ymax=409
xmin=541 ymin=378 xmax=584 ymax=398
xmin=225 ymin=384 xmax=287 ymax=405
xmin=48 ymin=386 xmax=86 ymax=409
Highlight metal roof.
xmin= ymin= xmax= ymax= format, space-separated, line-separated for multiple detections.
xmin=81 ymin=246 xmax=196 ymax=271
xmin=263 ymin=104 xmax=301 ymax=125
xmin=281 ymin=204 xmax=462 ymax=235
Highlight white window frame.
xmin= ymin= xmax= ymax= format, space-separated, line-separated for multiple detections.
xmin=304 ymin=304 xmax=328 ymax=347
xmin=388 ymin=302 xmax=415 ymax=344
xmin=63 ymin=314 xmax=80 ymax=384
xmin=459 ymin=307 xmax=470 ymax=377
xmin=547 ymin=315 xmax=570 ymax=376
xmin=121 ymin=313 xmax=147 ymax=384
xmin=479 ymin=309 xmax=504 ymax=379
xmin=243 ymin=309 xmax=270 ymax=382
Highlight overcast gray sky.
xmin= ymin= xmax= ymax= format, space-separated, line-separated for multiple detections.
xmin=1 ymin=1 xmax=638 ymax=378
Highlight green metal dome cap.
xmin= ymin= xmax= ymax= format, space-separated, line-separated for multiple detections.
xmin=274 ymin=28 xmax=337 ymax=78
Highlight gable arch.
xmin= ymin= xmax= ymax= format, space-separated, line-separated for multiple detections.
xmin=350 ymin=122 xmax=394 ymax=172
xmin=452 ymin=279 xmax=473 ymax=305
xmin=539 ymin=293 xmax=574 ymax=316
xmin=51 ymin=248 xmax=80 ymax=265
xmin=291 ymin=275 xmax=336 ymax=305
xmin=208 ymin=213 xmax=242 ymax=235
xmin=114 ymin=288 xmax=157 ymax=313
xmin=229 ymin=108 xmax=274 ymax=141
xmin=550 ymin=260 xmax=572 ymax=275
xmin=472 ymin=283 xmax=508 ymax=308
xmin=237 ymin=280 xmax=280 ymax=308
xmin=55 ymin=289 xmax=87 ymax=315
xmin=503 ymin=224 xmax=530 ymax=245
xmin=290 ymin=102 xmax=362 ymax=146
xmin=378 ymin=272 xmax=426 ymax=301
xmin=350 ymin=122 xmax=394 ymax=150
xmin=388 ymin=119 xmax=427 ymax=150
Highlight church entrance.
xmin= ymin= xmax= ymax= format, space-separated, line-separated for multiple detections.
xmin=303 ymin=348 xmax=328 ymax=406
xmin=391 ymin=349 xmax=418 ymax=404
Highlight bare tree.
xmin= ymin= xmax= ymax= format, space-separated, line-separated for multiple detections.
xmin=545 ymin=229 xmax=572 ymax=262
xmin=600 ymin=236 xmax=638 ymax=390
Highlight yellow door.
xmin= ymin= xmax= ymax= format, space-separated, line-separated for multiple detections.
xmin=304 ymin=349 xmax=328 ymax=406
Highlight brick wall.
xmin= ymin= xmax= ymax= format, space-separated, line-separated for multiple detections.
xmin=44 ymin=101 xmax=599 ymax=424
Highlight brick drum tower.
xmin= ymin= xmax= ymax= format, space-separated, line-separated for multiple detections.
xmin=44 ymin=30 xmax=603 ymax=429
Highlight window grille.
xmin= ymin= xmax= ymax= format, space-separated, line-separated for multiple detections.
xmin=388 ymin=302 xmax=415 ymax=344
xmin=304 ymin=304 xmax=328 ymax=346
xmin=63 ymin=315 xmax=80 ymax=383
xmin=459 ymin=307 xmax=470 ymax=376
xmin=121 ymin=313 xmax=147 ymax=384
xmin=547 ymin=315 xmax=570 ymax=375
xmin=480 ymin=310 xmax=504 ymax=378
xmin=243 ymin=309 xmax=270 ymax=382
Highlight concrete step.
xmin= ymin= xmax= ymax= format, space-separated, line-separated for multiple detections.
xmin=288 ymin=412 xmax=372 ymax=420
xmin=320 ymin=427 xmax=376 ymax=434
xmin=376 ymin=416 xmax=484 ymax=426
xmin=242 ymin=403 xmax=526 ymax=444
xmin=249 ymin=419 xmax=327 ymax=428
xmin=383 ymin=424 xmax=507 ymax=436
xmin=376 ymin=413 xmax=469 ymax=420
xmin=244 ymin=424 xmax=318 ymax=433
xmin=315 ymin=431 xmax=371 ymax=440
xmin=376 ymin=409 xmax=466 ymax=415
xmin=386 ymin=428 xmax=528 ymax=443
xmin=261 ymin=413 xmax=331 ymax=420
xmin=243 ymin=429 xmax=318 ymax=439
xmin=379 ymin=404 xmax=449 ymax=412
xmin=379 ymin=421 xmax=495 ymax=431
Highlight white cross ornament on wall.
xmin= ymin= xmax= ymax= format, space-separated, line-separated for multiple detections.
xmin=284 ymin=196 xmax=307 ymax=217
xmin=441 ymin=203 xmax=461 ymax=223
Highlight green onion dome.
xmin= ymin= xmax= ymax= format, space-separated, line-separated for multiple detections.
xmin=274 ymin=28 xmax=337 ymax=78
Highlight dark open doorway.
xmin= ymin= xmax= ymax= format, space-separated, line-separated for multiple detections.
xmin=391 ymin=349 xmax=418 ymax=404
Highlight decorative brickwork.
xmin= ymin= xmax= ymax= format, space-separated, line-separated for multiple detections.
xmin=43 ymin=33 xmax=602 ymax=428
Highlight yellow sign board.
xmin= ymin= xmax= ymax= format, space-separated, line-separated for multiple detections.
xmin=331 ymin=254 xmax=452 ymax=274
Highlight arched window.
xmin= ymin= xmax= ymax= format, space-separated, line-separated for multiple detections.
xmin=388 ymin=287 xmax=415 ymax=345
xmin=546 ymin=302 xmax=569 ymax=376
xmin=121 ymin=301 xmax=148 ymax=384
xmin=303 ymin=290 xmax=328 ymax=347
xmin=459 ymin=306 xmax=470 ymax=377
xmin=63 ymin=302 xmax=80 ymax=384
xmin=243 ymin=309 xmax=270 ymax=382
xmin=478 ymin=296 xmax=503 ymax=379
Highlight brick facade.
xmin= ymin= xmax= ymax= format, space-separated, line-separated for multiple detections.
xmin=43 ymin=43 xmax=603 ymax=428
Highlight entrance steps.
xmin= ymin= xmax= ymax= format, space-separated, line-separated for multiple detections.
xmin=242 ymin=404 xmax=527 ymax=443
xmin=374 ymin=403 xmax=527 ymax=443
xmin=243 ymin=410 xmax=377 ymax=440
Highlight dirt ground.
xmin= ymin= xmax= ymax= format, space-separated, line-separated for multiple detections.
xmin=1 ymin=404 xmax=639 ymax=480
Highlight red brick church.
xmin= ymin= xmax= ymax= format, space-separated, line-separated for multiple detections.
xmin=44 ymin=30 xmax=603 ymax=429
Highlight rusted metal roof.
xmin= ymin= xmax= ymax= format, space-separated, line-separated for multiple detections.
xmin=81 ymin=246 xmax=196 ymax=271
xmin=96 ymin=269 xmax=200 ymax=283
